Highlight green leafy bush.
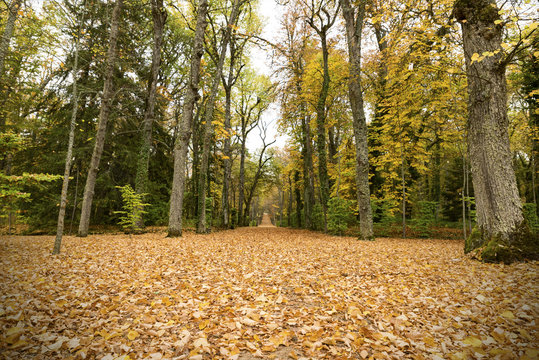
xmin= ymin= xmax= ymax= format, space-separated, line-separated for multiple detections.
xmin=327 ymin=197 xmax=354 ymax=235
xmin=114 ymin=185 xmax=149 ymax=233
xmin=523 ymin=203 xmax=539 ymax=233
xmin=410 ymin=201 xmax=438 ymax=238
xmin=312 ymin=203 xmax=324 ymax=231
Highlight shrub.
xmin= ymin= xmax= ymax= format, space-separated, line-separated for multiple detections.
xmin=114 ymin=185 xmax=149 ymax=233
xmin=523 ymin=203 xmax=539 ymax=233
xmin=410 ymin=201 xmax=438 ymax=238
xmin=312 ymin=203 xmax=324 ymax=231
xmin=327 ymin=197 xmax=354 ymax=235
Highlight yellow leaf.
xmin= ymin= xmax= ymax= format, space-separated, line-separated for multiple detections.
xmin=494 ymin=20 xmax=502 ymax=25
xmin=470 ymin=53 xmax=480 ymax=63
xmin=463 ymin=336 xmax=482 ymax=347
xmin=127 ymin=330 xmax=139 ymax=340
xmin=500 ymin=311 xmax=515 ymax=319
xmin=199 ymin=319 xmax=209 ymax=330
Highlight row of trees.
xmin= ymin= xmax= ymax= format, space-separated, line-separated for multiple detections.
xmin=0 ymin=0 xmax=537 ymax=262
xmin=268 ymin=0 xmax=538 ymax=262
xmin=0 ymin=0 xmax=278 ymax=249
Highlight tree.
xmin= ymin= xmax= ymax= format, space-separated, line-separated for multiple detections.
xmin=304 ymin=0 xmax=340 ymax=232
xmin=78 ymin=0 xmax=123 ymax=237
xmin=168 ymin=0 xmax=208 ymax=237
xmin=53 ymin=0 xmax=85 ymax=254
xmin=0 ymin=0 xmax=22 ymax=83
xmin=134 ymin=0 xmax=167 ymax=229
xmin=340 ymin=0 xmax=373 ymax=240
xmin=196 ymin=0 xmax=243 ymax=233
xmin=453 ymin=0 xmax=538 ymax=262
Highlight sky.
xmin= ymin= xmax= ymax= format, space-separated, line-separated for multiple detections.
xmin=246 ymin=0 xmax=288 ymax=152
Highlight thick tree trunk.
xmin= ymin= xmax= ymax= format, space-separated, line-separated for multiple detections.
xmin=168 ymin=0 xmax=208 ymax=237
xmin=78 ymin=0 xmax=123 ymax=237
xmin=53 ymin=6 xmax=83 ymax=254
xmin=454 ymin=0 xmax=537 ymax=262
xmin=340 ymin=0 xmax=374 ymax=240
xmin=197 ymin=0 xmax=242 ymax=233
xmin=134 ymin=0 xmax=166 ymax=229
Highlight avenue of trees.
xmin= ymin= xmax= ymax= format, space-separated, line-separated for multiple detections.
xmin=0 ymin=0 xmax=537 ymax=263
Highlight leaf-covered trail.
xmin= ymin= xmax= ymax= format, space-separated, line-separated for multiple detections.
xmin=0 ymin=228 xmax=537 ymax=359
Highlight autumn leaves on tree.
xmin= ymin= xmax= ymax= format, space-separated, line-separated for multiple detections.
xmin=0 ymin=0 xmax=537 ymax=263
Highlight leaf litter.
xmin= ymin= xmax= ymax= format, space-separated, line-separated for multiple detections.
xmin=0 ymin=227 xmax=537 ymax=359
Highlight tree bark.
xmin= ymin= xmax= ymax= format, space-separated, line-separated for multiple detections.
xmin=197 ymin=0 xmax=242 ymax=233
xmin=53 ymin=3 xmax=84 ymax=254
xmin=168 ymin=0 xmax=208 ymax=237
xmin=340 ymin=0 xmax=374 ymax=240
xmin=454 ymin=0 xmax=537 ymax=262
xmin=0 ymin=0 xmax=22 ymax=81
xmin=78 ymin=0 xmax=123 ymax=237
xmin=134 ymin=0 xmax=166 ymax=229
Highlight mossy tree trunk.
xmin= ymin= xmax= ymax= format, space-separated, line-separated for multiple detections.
xmin=454 ymin=0 xmax=537 ymax=262
xmin=134 ymin=0 xmax=166 ymax=230
xmin=340 ymin=0 xmax=374 ymax=240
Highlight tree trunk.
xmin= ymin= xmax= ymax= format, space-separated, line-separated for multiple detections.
xmin=78 ymin=0 xmax=123 ymax=237
xmin=294 ymin=170 xmax=302 ymax=228
xmin=238 ymin=139 xmax=246 ymax=226
xmin=301 ymin=113 xmax=315 ymax=229
xmin=340 ymin=0 xmax=374 ymax=240
xmin=168 ymin=0 xmax=208 ymax=237
xmin=134 ymin=0 xmax=166 ymax=229
xmin=197 ymin=0 xmax=242 ymax=233
xmin=53 ymin=4 xmax=83 ymax=254
xmin=454 ymin=0 xmax=537 ymax=262
xmin=315 ymin=33 xmax=330 ymax=232
xmin=0 ymin=0 xmax=22 ymax=81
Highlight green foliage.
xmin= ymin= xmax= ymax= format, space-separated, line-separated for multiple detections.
xmin=523 ymin=203 xmax=539 ymax=233
xmin=327 ymin=197 xmax=354 ymax=235
xmin=410 ymin=201 xmax=438 ymax=238
xmin=312 ymin=203 xmax=324 ymax=231
xmin=371 ymin=199 xmax=394 ymax=224
xmin=114 ymin=185 xmax=149 ymax=233
xmin=205 ymin=197 xmax=213 ymax=229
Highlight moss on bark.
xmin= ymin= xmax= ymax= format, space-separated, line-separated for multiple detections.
xmin=466 ymin=221 xmax=539 ymax=264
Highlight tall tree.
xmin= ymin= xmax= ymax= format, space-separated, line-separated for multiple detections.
xmin=196 ymin=0 xmax=243 ymax=233
xmin=134 ymin=0 xmax=167 ymax=229
xmin=453 ymin=0 xmax=537 ymax=262
xmin=78 ymin=0 xmax=123 ymax=237
xmin=304 ymin=0 xmax=339 ymax=232
xmin=340 ymin=0 xmax=374 ymax=239
xmin=168 ymin=0 xmax=208 ymax=237
xmin=53 ymin=0 xmax=85 ymax=254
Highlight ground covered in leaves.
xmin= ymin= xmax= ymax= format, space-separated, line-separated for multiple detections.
xmin=0 ymin=227 xmax=538 ymax=359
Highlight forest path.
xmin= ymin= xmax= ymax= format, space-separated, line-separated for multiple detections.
xmin=258 ymin=212 xmax=275 ymax=227
xmin=0 ymin=229 xmax=537 ymax=359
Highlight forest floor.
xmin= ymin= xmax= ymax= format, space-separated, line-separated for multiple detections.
xmin=0 ymin=226 xmax=537 ymax=360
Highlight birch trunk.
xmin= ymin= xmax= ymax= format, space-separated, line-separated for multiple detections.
xmin=454 ymin=0 xmax=537 ymax=262
xmin=78 ymin=0 xmax=123 ymax=237
xmin=168 ymin=0 xmax=208 ymax=237
xmin=340 ymin=0 xmax=374 ymax=240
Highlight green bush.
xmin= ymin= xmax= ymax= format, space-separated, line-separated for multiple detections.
xmin=371 ymin=199 xmax=394 ymax=224
xmin=410 ymin=201 xmax=438 ymax=238
xmin=114 ymin=185 xmax=149 ymax=233
xmin=523 ymin=203 xmax=539 ymax=233
xmin=327 ymin=197 xmax=354 ymax=235
xmin=312 ymin=203 xmax=324 ymax=231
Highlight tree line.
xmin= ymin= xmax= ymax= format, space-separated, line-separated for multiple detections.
xmin=0 ymin=0 xmax=537 ymax=263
